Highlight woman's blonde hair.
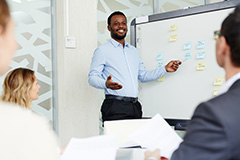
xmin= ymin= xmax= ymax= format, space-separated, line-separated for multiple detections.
xmin=1 ymin=68 xmax=35 ymax=109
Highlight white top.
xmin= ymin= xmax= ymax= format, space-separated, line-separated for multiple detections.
xmin=0 ymin=101 xmax=60 ymax=160
xmin=218 ymin=72 xmax=240 ymax=95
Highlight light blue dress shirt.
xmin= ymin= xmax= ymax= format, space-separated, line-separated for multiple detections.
xmin=88 ymin=38 xmax=166 ymax=97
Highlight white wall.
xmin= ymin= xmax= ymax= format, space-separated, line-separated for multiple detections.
xmin=56 ymin=0 xmax=99 ymax=146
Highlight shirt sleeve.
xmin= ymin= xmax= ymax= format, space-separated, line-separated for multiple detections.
xmin=138 ymin=56 xmax=167 ymax=83
xmin=88 ymin=48 xmax=107 ymax=89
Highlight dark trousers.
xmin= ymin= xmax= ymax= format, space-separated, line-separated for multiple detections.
xmin=101 ymin=98 xmax=142 ymax=122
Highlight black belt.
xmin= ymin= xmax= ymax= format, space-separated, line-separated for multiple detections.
xmin=105 ymin=95 xmax=138 ymax=103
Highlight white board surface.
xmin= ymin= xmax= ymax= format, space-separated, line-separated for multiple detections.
xmin=135 ymin=6 xmax=235 ymax=119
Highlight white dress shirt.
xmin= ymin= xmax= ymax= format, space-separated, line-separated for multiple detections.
xmin=88 ymin=38 xmax=166 ymax=97
xmin=218 ymin=72 xmax=240 ymax=95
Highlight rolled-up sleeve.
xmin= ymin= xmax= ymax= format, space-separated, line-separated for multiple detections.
xmin=138 ymin=56 xmax=167 ymax=83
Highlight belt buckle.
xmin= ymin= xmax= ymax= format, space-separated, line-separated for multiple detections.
xmin=133 ymin=98 xmax=138 ymax=103
xmin=122 ymin=97 xmax=128 ymax=102
xmin=122 ymin=97 xmax=138 ymax=103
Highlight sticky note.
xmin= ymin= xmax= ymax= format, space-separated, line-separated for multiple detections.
xmin=213 ymin=77 xmax=224 ymax=86
xmin=184 ymin=51 xmax=192 ymax=60
xmin=157 ymin=75 xmax=165 ymax=82
xmin=196 ymin=62 xmax=206 ymax=71
xmin=183 ymin=41 xmax=192 ymax=50
xmin=169 ymin=24 xmax=178 ymax=31
xmin=169 ymin=34 xmax=178 ymax=42
xmin=197 ymin=40 xmax=205 ymax=49
xmin=156 ymin=52 xmax=164 ymax=60
xmin=213 ymin=88 xmax=221 ymax=96
xmin=196 ymin=51 xmax=206 ymax=59
xmin=157 ymin=61 xmax=164 ymax=68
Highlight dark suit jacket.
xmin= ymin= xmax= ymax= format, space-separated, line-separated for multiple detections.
xmin=171 ymin=79 xmax=240 ymax=160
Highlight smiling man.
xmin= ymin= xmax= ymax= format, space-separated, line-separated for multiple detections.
xmin=88 ymin=11 xmax=181 ymax=122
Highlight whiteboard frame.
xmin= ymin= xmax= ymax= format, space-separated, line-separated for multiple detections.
xmin=131 ymin=0 xmax=239 ymax=46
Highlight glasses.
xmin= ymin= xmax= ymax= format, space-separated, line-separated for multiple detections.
xmin=214 ymin=30 xmax=222 ymax=40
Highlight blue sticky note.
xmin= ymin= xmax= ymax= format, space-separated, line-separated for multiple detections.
xmin=183 ymin=41 xmax=192 ymax=50
xmin=197 ymin=40 xmax=205 ymax=49
xmin=184 ymin=51 xmax=192 ymax=59
xmin=197 ymin=51 xmax=206 ymax=59
xmin=157 ymin=61 xmax=164 ymax=68
xmin=156 ymin=52 xmax=164 ymax=60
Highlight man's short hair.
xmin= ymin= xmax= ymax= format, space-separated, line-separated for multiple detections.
xmin=107 ymin=11 xmax=127 ymax=26
xmin=221 ymin=4 xmax=240 ymax=66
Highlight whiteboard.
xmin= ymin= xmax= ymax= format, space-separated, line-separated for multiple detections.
xmin=130 ymin=1 xmax=239 ymax=119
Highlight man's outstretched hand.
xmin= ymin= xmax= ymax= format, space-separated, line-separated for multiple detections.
xmin=165 ymin=60 xmax=181 ymax=72
xmin=105 ymin=75 xmax=123 ymax=90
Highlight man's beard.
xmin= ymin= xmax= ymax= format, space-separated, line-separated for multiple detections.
xmin=112 ymin=32 xmax=127 ymax=40
xmin=111 ymin=27 xmax=127 ymax=40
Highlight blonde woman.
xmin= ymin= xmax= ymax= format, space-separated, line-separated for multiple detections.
xmin=0 ymin=0 xmax=59 ymax=159
xmin=1 ymin=68 xmax=40 ymax=109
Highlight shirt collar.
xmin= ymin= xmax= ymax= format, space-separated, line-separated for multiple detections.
xmin=110 ymin=38 xmax=129 ymax=48
xmin=218 ymin=71 xmax=240 ymax=95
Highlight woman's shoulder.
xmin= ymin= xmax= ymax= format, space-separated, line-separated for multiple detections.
xmin=0 ymin=101 xmax=47 ymax=124
xmin=0 ymin=102 xmax=59 ymax=160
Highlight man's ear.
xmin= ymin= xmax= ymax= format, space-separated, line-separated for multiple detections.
xmin=220 ymin=36 xmax=230 ymax=55
xmin=107 ymin=25 xmax=110 ymax=31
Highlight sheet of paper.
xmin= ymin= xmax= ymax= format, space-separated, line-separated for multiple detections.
xmin=196 ymin=51 xmax=206 ymax=59
xmin=184 ymin=51 xmax=192 ymax=59
xmin=129 ymin=114 xmax=182 ymax=159
xmin=169 ymin=34 xmax=178 ymax=42
xmin=61 ymin=135 xmax=118 ymax=160
xmin=213 ymin=77 xmax=224 ymax=86
xmin=183 ymin=41 xmax=192 ymax=50
xmin=213 ymin=87 xmax=221 ymax=96
xmin=157 ymin=61 xmax=164 ymax=68
xmin=156 ymin=52 xmax=164 ymax=60
xmin=196 ymin=62 xmax=206 ymax=71
xmin=157 ymin=75 xmax=165 ymax=82
xmin=169 ymin=24 xmax=178 ymax=31
xmin=197 ymin=40 xmax=205 ymax=49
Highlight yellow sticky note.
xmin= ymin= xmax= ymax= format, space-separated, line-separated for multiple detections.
xmin=196 ymin=62 xmax=206 ymax=71
xmin=169 ymin=24 xmax=178 ymax=31
xmin=213 ymin=88 xmax=221 ymax=96
xmin=157 ymin=75 xmax=165 ymax=82
xmin=213 ymin=77 xmax=224 ymax=86
xmin=169 ymin=34 xmax=178 ymax=42
xmin=213 ymin=35 xmax=218 ymax=40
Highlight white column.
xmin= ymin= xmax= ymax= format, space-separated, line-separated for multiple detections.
xmin=56 ymin=0 xmax=99 ymax=146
